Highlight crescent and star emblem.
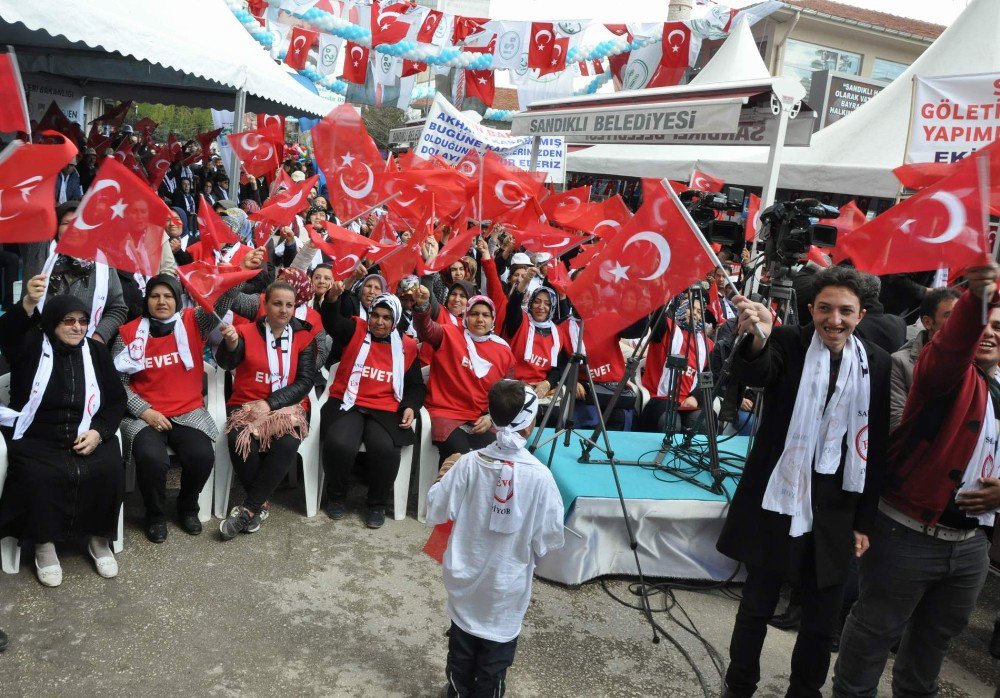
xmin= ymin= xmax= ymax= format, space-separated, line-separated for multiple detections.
xmin=74 ymin=179 xmax=123 ymax=230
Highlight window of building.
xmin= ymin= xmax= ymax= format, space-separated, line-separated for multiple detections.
xmin=783 ymin=38 xmax=862 ymax=93
xmin=872 ymin=58 xmax=908 ymax=82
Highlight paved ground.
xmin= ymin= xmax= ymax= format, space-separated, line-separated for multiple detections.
xmin=0 ymin=477 xmax=997 ymax=697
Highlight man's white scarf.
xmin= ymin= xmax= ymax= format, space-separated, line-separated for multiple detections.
xmin=762 ymin=332 xmax=870 ymax=536
xmin=265 ymin=323 xmax=292 ymax=392
xmin=37 ymin=242 xmax=108 ymax=339
xmin=114 ymin=314 xmax=194 ymax=375
xmin=956 ymin=380 xmax=1000 ymax=525
xmin=483 ymin=383 xmax=540 ymax=534
xmin=1 ymin=336 xmax=101 ymax=440
xmin=658 ymin=323 xmax=708 ymax=397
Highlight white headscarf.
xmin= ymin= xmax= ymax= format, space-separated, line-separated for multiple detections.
xmin=463 ymin=295 xmax=509 ymax=379
xmin=522 ymin=286 xmax=560 ymax=365
xmin=481 ymin=382 xmax=541 ymax=534
xmin=342 ymin=293 xmax=405 ymax=411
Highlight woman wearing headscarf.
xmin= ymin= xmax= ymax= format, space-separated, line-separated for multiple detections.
xmin=339 ymin=272 xmax=388 ymax=322
xmin=0 ymin=278 xmax=126 ymax=586
xmin=22 ymin=201 xmax=129 ymax=345
xmin=318 ymin=282 xmax=424 ymax=528
xmin=215 ymin=281 xmax=317 ymax=540
xmin=639 ymin=295 xmax=714 ymax=433
xmin=111 ymin=274 xmax=235 ymax=543
xmin=418 ymin=279 xmax=476 ymax=365
xmin=411 ymin=285 xmax=514 ymax=463
xmin=502 ymin=268 xmax=565 ymax=398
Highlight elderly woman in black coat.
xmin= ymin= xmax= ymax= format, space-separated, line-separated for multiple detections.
xmin=0 ymin=276 xmax=126 ymax=587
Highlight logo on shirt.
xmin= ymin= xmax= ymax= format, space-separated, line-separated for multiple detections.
xmin=128 ymin=338 xmax=146 ymax=361
xmin=983 ymin=453 xmax=996 ymax=479
xmin=854 ymin=425 xmax=869 ymax=461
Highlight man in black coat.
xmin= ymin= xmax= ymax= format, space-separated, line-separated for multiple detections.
xmin=718 ymin=267 xmax=891 ymax=697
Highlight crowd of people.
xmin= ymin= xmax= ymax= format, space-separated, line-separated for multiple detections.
xmin=0 ymin=119 xmax=997 ymax=695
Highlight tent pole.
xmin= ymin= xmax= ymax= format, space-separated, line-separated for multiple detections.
xmin=747 ymin=104 xmax=790 ymax=296
xmin=228 ymin=88 xmax=247 ymax=202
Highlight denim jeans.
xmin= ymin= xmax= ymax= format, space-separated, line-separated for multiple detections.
xmin=832 ymin=511 xmax=990 ymax=697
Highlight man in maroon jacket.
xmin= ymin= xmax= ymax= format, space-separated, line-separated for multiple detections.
xmin=833 ymin=263 xmax=1000 ymax=696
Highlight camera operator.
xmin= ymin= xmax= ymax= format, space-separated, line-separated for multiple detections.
xmin=718 ymin=266 xmax=891 ymax=696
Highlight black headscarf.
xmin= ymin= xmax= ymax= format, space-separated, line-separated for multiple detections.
xmin=448 ymin=280 xmax=476 ymax=302
xmin=39 ymin=294 xmax=89 ymax=347
xmin=143 ymin=274 xmax=184 ymax=336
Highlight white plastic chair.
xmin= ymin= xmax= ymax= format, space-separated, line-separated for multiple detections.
xmin=0 ymin=373 xmax=124 ymax=573
xmin=416 ymin=407 xmax=437 ymax=523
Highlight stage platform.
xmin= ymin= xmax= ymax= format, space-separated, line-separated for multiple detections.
xmin=530 ymin=429 xmax=749 ymax=585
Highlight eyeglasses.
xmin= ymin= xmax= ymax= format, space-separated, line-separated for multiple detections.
xmin=61 ymin=317 xmax=90 ymax=327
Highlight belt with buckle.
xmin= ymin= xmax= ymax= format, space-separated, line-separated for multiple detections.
xmin=878 ymin=501 xmax=980 ymax=542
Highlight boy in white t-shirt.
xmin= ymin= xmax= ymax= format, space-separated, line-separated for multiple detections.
xmin=426 ymin=380 xmax=565 ymax=697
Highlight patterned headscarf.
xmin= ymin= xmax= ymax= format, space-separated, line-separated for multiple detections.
xmin=279 ymin=267 xmax=314 ymax=307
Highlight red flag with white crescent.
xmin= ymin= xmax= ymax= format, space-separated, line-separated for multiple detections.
xmin=284 ymin=27 xmax=318 ymax=71
xmin=653 ymin=22 xmax=693 ymax=87
xmin=566 ymin=179 xmax=715 ymax=339
xmin=196 ymin=195 xmax=240 ymax=253
xmin=0 ymin=133 xmax=77 ymax=243
xmin=256 ymin=113 xmax=286 ymax=139
xmin=0 ymin=50 xmax=30 ymax=135
xmin=342 ymin=42 xmax=370 ymax=84
xmin=416 ymin=9 xmax=443 ymax=42
xmin=56 ymin=157 xmax=171 ymax=276
xmin=250 ymin=175 xmax=319 ymax=228
xmin=744 ymin=193 xmax=761 ymax=242
xmin=564 ymin=194 xmax=632 ymax=239
xmin=540 ymin=185 xmax=591 ymax=227
xmin=689 ymin=168 xmax=725 ymax=193
xmin=227 ymin=127 xmax=282 ymax=179
xmin=312 ymin=104 xmax=385 ymax=219
xmin=178 ymin=261 xmax=262 ymax=315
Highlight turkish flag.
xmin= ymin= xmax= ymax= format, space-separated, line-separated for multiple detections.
xmin=312 ymin=104 xmax=385 ymax=219
xmin=196 ymin=195 xmax=240 ymax=253
xmin=90 ymin=100 xmax=133 ymax=128
xmin=309 ymin=229 xmax=377 ymax=281
xmin=894 ymin=142 xmax=1000 ymax=217
xmin=342 ymin=42 xmax=370 ymax=84
xmin=371 ymin=215 xmax=400 ymax=248
xmin=133 ymin=117 xmax=158 ymax=145
xmin=468 ymin=151 xmax=546 ymax=221
xmin=0 ymin=134 xmax=77 ymax=243
xmin=465 ymin=67 xmax=495 ymax=106
xmin=228 ymin=127 xmax=282 ymax=179
xmin=0 ymin=50 xmax=29 ymax=135
xmin=828 ymin=200 xmax=868 ymax=261
xmin=564 ymin=194 xmax=632 ymax=239
xmin=689 ymin=168 xmax=725 ymax=193
xmin=284 ymin=27 xmax=318 ymax=71
xmin=146 ymin=144 xmax=174 ymax=191
xmin=744 ymin=193 xmax=762 ymax=242
xmin=256 ymin=113 xmax=286 ymax=139
xmin=510 ymin=218 xmax=588 ymax=257
xmin=370 ymin=2 xmax=414 ymax=47
xmin=567 ymin=179 xmax=715 ymax=338
xmin=652 ymin=22 xmax=693 ymax=87
xmin=570 ymin=239 xmax=606 ymax=270
xmin=271 ymin=167 xmax=295 ymax=197
xmin=541 ymin=185 xmax=591 ymax=227
xmin=35 ymin=101 xmax=85 ymax=145
xmin=452 ymin=16 xmax=488 ymax=44
xmin=545 ymin=258 xmax=572 ymax=293
xmin=57 ymin=157 xmax=171 ymax=276
xmin=605 ymin=25 xmax=632 ymax=82
xmin=380 ymin=203 xmax=433 ymax=289
xmin=528 ymin=23 xmax=568 ymax=73
xmin=838 ymin=162 xmax=989 ymax=275
xmin=538 ymin=37 xmax=570 ymax=77
xmin=416 ymin=9 xmax=443 ymax=42
xmin=316 ymin=223 xmax=395 ymax=261
xmin=402 ymin=59 xmax=426 ymax=77
xmin=178 ymin=261 xmax=262 ymax=315
xmin=115 ymin=147 xmax=149 ymax=184
xmin=383 ymin=166 xmax=466 ymax=225
xmin=422 ymin=520 xmax=453 ymax=564
xmin=250 ymin=175 xmax=319 ymax=228
xmin=195 ymin=127 xmax=224 ymax=164
xmin=421 ymin=224 xmax=478 ymax=273
xmin=707 ymin=280 xmax=724 ymax=324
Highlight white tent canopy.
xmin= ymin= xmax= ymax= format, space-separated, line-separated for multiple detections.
xmin=567 ymin=0 xmax=1000 ymax=198
xmin=689 ymin=18 xmax=770 ymax=86
xmin=0 ymin=0 xmax=336 ymax=117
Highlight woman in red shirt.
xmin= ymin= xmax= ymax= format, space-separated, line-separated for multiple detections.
xmin=412 ymin=287 xmax=514 ymax=463
xmin=215 ymin=281 xmax=317 ymax=540
xmin=502 ymin=270 xmax=565 ymax=398
xmin=112 ymin=274 xmax=230 ymax=544
xmin=318 ymin=285 xmax=425 ymax=528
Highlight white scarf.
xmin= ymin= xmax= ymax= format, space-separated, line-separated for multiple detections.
xmin=484 ymin=384 xmax=540 ymax=534
xmin=523 ymin=288 xmax=560 ymax=365
xmin=342 ymin=294 xmax=405 ymax=411
xmin=1 ymin=335 xmax=101 ymax=440
xmin=265 ymin=323 xmax=293 ymax=392
xmin=465 ymin=330 xmax=509 ymax=379
xmin=956 ymin=381 xmax=1000 ymax=525
xmin=658 ymin=323 xmax=708 ymax=396
xmin=57 ymin=172 xmax=69 ymax=204
xmin=294 ymin=304 xmax=308 ymax=321
xmin=133 ymin=272 xmax=149 ymax=295
xmin=114 ymin=314 xmax=194 ymax=375
xmin=762 ymin=332 xmax=871 ymax=536
xmin=37 ymin=244 xmax=107 ymax=339
xmin=567 ymin=317 xmax=587 ymax=355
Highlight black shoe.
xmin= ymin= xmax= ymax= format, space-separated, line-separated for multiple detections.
xmin=179 ymin=513 xmax=202 ymax=536
xmin=365 ymin=507 xmax=386 ymax=529
xmin=768 ymin=604 xmax=801 ymax=631
xmin=990 ymin=620 xmax=1000 ymax=660
xmin=219 ymin=507 xmax=258 ymax=541
xmin=0 ymin=628 xmax=8 ymax=652
xmin=145 ymin=522 xmax=168 ymax=544
xmin=324 ymin=500 xmax=347 ymax=520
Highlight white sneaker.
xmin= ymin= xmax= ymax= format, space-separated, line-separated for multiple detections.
xmin=88 ymin=546 xmax=118 ymax=579
xmin=35 ymin=558 xmax=63 ymax=587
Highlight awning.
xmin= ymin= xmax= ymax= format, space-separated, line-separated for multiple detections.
xmin=510 ymin=77 xmax=815 ymax=148
xmin=0 ymin=0 xmax=336 ymax=117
